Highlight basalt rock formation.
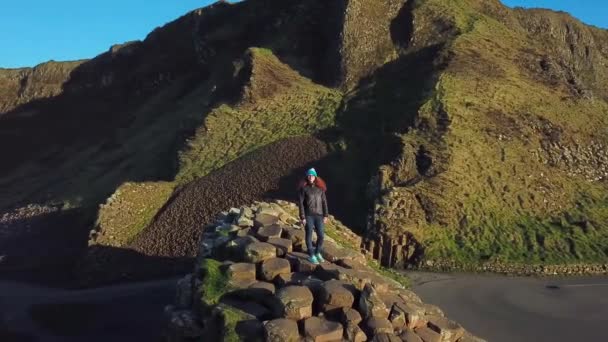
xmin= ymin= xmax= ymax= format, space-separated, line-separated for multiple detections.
xmin=2 ymin=0 xmax=608 ymax=285
xmin=164 ymin=200 xmax=483 ymax=342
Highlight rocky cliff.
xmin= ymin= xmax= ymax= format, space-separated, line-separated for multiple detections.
xmin=1 ymin=0 xmax=608 ymax=284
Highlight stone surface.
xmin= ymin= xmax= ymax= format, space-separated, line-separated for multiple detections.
xmin=304 ymin=316 xmax=344 ymax=342
xmin=286 ymin=251 xmax=318 ymax=273
xmin=345 ymin=322 xmax=368 ymax=342
xmin=276 ymin=285 xmax=314 ymax=320
xmin=319 ymin=279 xmax=357 ymax=311
xmin=399 ymin=329 xmax=423 ymax=342
xmin=365 ymin=317 xmax=394 ymax=335
xmin=244 ymin=242 xmax=277 ymax=263
xmin=338 ymin=307 xmax=363 ymax=325
xmin=249 ymin=281 xmax=276 ymax=294
xmin=166 ymin=309 xmax=204 ymax=338
xmin=264 ymin=318 xmax=300 ymax=342
xmin=267 ymin=237 xmax=293 ymax=256
xmin=175 ymin=274 xmax=193 ymax=309
xmin=257 ymin=224 xmax=283 ymax=241
xmin=414 ymin=327 xmax=441 ymax=342
xmin=421 ymin=303 xmax=444 ymax=317
xmin=254 ymin=213 xmax=279 ymax=228
xmin=389 ymin=302 xmax=426 ymax=330
xmin=426 ymin=315 xmax=464 ymax=342
xmin=260 ymin=257 xmax=291 ymax=282
xmin=227 ymin=263 xmax=257 ymax=284
xmin=282 ymin=227 xmax=305 ymax=250
xmin=359 ymin=283 xmax=389 ymax=319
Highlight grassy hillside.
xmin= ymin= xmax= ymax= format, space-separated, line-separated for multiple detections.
xmin=366 ymin=0 xmax=608 ymax=268
xmin=2 ymin=0 xmax=608 ymax=283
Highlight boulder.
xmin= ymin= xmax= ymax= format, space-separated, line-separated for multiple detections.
xmin=345 ymin=322 xmax=368 ymax=342
xmin=359 ymin=283 xmax=389 ymax=319
xmin=318 ymin=280 xmax=357 ymax=311
xmin=267 ymin=237 xmax=293 ymax=256
xmin=426 ymin=315 xmax=464 ymax=342
xmin=399 ymin=329 xmax=423 ymax=342
xmin=244 ymin=242 xmax=276 ymax=263
xmin=260 ymin=257 xmax=291 ymax=282
xmin=254 ymin=213 xmax=279 ymax=228
xmin=364 ymin=317 xmax=393 ymax=335
xmin=286 ymin=252 xmax=318 ymax=273
xmin=338 ymin=307 xmax=363 ymax=326
xmin=227 ymin=263 xmax=257 ymax=284
xmin=303 ymin=316 xmax=344 ymax=342
xmin=282 ymin=227 xmax=305 ymax=250
xmin=257 ymin=224 xmax=283 ymax=241
xmin=249 ymin=281 xmax=276 ymax=295
xmin=276 ymin=285 xmax=314 ymax=320
xmin=264 ymin=318 xmax=300 ymax=342
xmin=414 ymin=327 xmax=441 ymax=342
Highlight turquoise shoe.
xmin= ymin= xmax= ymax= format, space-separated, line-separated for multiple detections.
xmin=316 ymin=253 xmax=325 ymax=263
xmin=308 ymin=254 xmax=319 ymax=264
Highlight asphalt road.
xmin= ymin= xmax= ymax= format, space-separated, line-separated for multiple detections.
xmin=410 ymin=272 xmax=608 ymax=342
xmin=0 ymin=278 xmax=177 ymax=342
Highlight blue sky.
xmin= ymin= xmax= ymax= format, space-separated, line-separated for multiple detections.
xmin=1 ymin=0 xmax=606 ymax=68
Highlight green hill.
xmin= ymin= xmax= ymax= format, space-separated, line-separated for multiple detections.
xmin=1 ymin=0 xmax=607 ymax=283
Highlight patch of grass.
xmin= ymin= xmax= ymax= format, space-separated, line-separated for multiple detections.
xmin=220 ymin=306 xmax=259 ymax=342
xmin=92 ymin=181 xmax=174 ymax=247
xmin=368 ymin=258 xmax=411 ymax=288
xmin=199 ymin=258 xmax=231 ymax=306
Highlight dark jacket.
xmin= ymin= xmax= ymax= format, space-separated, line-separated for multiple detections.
xmin=298 ymin=183 xmax=328 ymax=219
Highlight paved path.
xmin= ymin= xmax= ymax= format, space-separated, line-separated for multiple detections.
xmin=0 ymin=278 xmax=177 ymax=342
xmin=409 ymin=272 xmax=608 ymax=342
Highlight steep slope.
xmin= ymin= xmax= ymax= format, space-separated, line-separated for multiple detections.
xmin=364 ymin=0 xmax=608 ymax=269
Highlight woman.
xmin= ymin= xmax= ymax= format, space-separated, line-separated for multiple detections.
xmin=297 ymin=167 xmax=329 ymax=264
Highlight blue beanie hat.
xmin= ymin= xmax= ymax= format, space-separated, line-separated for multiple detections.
xmin=306 ymin=168 xmax=318 ymax=177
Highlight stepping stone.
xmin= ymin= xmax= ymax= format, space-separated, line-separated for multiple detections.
xmin=236 ymin=227 xmax=252 ymax=237
xmin=396 ymin=288 xmax=423 ymax=305
xmin=338 ymin=307 xmax=363 ymax=326
xmin=319 ymin=280 xmax=357 ymax=312
xmin=414 ymin=327 xmax=441 ymax=342
xmin=264 ymin=318 xmax=300 ymax=342
xmin=359 ymin=283 xmax=389 ymax=319
xmin=236 ymin=216 xmax=254 ymax=227
xmin=345 ymin=322 xmax=368 ymax=342
xmin=256 ymin=224 xmax=283 ymax=241
xmin=321 ymin=240 xmax=365 ymax=263
xmin=276 ymin=285 xmax=314 ymax=320
xmin=260 ymin=257 xmax=291 ymax=282
xmin=303 ymin=316 xmax=344 ymax=342
xmin=219 ymin=297 xmax=271 ymax=320
xmin=390 ymin=302 xmax=426 ymax=329
xmin=249 ymin=281 xmax=276 ymax=295
xmin=285 ymin=252 xmax=318 ymax=273
xmin=399 ymin=329 xmax=423 ymax=342
xmin=282 ymin=227 xmax=305 ymax=249
xmin=227 ymin=263 xmax=257 ymax=284
xmin=267 ymin=237 xmax=293 ymax=256
xmin=365 ymin=317 xmax=393 ymax=335
xmin=275 ymin=272 xmax=308 ymax=288
xmin=426 ymin=315 xmax=464 ymax=341
xmin=254 ymin=213 xmax=279 ymax=228
xmin=244 ymin=242 xmax=277 ymax=263
xmin=223 ymin=236 xmax=258 ymax=259
xmin=337 ymin=258 xmax=367 ymax=270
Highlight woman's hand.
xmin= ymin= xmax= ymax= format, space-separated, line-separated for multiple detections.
xmin=323 ymin=217 xmax=328 ymax=224
xmin=301 ymin=218 xmax=306 ymax=226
